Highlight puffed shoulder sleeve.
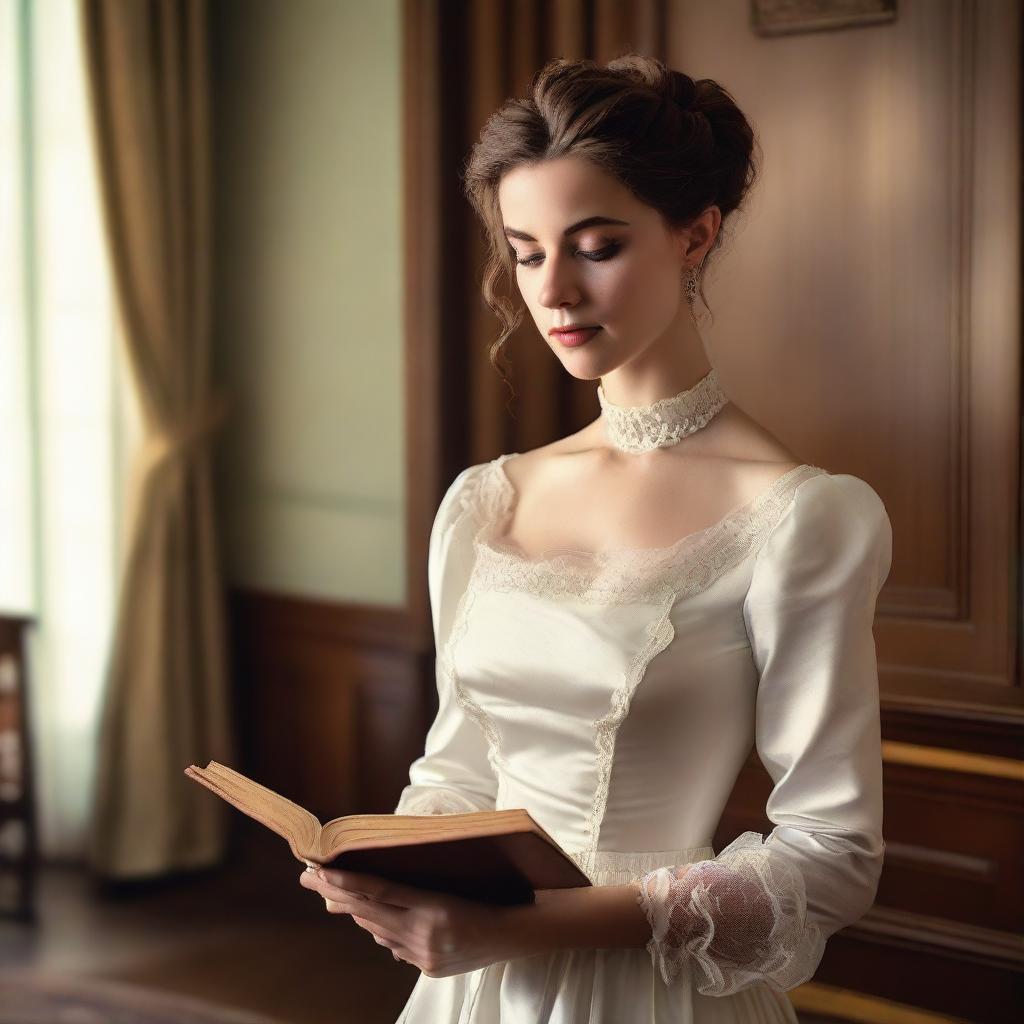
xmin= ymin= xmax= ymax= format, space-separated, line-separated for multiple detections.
xmin=394 ymin=463 xmax=500 ymax=816
xmin=633 ymin=472 xmax=893 ymax=995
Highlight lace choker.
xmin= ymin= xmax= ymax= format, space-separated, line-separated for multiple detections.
xmin=596 ymin=368 xmax=729 ymax=454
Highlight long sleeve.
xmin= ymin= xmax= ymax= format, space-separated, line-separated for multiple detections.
xmin=633 ymin=473 xmax=893 ymax=995
xmin=394 ymin=464 xmax=500 ymax=816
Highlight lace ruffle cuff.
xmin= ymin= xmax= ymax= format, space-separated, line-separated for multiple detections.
xmin=393 ymin=786 xmax=484 ymax=816
xmin=633 ymin=830 xmax=826 ymax=995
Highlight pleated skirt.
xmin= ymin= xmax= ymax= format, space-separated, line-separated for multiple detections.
xmin=394 ymin=845 xmax=800 ymax=1024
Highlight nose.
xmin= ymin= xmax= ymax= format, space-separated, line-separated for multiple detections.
xmin=536 ymin=251 xmax=582 ymax=310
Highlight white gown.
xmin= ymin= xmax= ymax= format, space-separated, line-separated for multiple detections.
xmin=393 ymin=451 xmax=892 ymax=1023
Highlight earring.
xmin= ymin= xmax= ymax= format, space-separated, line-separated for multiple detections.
xmin=683 ymin=265 xmax=699 ymax=307
xmin=683 ymin=254 xmax=707 ymax=308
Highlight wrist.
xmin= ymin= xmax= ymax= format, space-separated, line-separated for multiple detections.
xmin=498 ymin=883 xmax=651 ymax=960
xmin=494 ymin=891 xmax=564 ymax=961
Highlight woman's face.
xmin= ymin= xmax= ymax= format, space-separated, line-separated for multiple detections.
xmin=497 ymin=154 xmax=700 ymax=380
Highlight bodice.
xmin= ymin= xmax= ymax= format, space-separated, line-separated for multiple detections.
xmin=442 ymin=457 xmax=831 ymax=872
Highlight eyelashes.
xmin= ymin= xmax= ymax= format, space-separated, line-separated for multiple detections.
xmin=513 ymin=241 xmax=622 ymax=268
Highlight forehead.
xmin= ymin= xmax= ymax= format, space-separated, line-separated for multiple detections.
xmin=498 ymin=155 xmax=640 ymax=227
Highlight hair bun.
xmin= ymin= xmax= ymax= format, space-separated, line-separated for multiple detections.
xmin=668 ymin=71 xmax=698 ymax=113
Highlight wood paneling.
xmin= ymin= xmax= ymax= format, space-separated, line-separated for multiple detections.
xmin=662 ymin=3 xmax=1023 ymax=1011
xmin=228 ymin=590 xmax=425 ymax=822
xmin=667 ymin=0 xmax=1023 ymax=723
xmin=719 ymin=745 xmax=1024 ymax=1021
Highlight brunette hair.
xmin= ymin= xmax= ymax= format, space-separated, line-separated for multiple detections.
xmin=463 ymin=54 xmax=760 ymax=394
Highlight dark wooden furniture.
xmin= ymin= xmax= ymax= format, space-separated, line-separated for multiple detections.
xmin=0 ymin=615 xmax=36 ymax=921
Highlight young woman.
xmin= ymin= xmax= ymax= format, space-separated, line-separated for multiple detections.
xmin=301 ymin=55 xmax=891 ymax=1024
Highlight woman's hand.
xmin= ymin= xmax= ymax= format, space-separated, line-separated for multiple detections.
xmin=299 ymin=866 xmax=515 ymax=978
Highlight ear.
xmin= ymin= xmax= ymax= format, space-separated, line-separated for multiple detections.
xmin=676 ymin=206 xmax=722 ymax=266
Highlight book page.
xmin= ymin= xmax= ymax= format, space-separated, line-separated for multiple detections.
xmin=185 ymin=761 xmax=321 ymax=859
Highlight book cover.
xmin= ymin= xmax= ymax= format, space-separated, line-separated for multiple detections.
xmin=185 ymin=760 xmax=592 ymax=905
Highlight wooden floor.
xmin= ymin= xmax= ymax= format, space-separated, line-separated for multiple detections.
xmin=0 ymin=821 xmax=416 ymax=1024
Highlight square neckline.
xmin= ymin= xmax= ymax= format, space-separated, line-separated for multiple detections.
xmin=477 ymin=452 xmax=828 ymax=568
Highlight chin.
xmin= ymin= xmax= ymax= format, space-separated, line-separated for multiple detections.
xmin=559 ymin=364 xmax=604 ymax=382
xmin=552 ymin=349 xmax=621 ymax=383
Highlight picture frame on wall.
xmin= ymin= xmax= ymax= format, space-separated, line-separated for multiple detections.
xmin=751 ymin=0 xmax=898 ymax=37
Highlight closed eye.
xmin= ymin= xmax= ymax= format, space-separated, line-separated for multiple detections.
xmin=514 ymin=242 xmax=621 ymax=267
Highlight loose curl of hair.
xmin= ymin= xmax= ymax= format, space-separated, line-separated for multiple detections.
xmin=462 ymin=54 xmax=761 ymax=397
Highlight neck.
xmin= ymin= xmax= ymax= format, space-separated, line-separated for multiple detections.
xmin=597 ymin=310 xmax=711 ymax=408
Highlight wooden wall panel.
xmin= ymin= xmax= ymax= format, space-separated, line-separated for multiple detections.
xmin=668 ymin=0 xmax=1022 ymax=723
xmin=719 ymin=746 xmax=1023 ymax=1021
xmin=666 ymin=5 xmax=1024 ymax=1013
xmin=229 ymin=591 xmax=425 ymax=822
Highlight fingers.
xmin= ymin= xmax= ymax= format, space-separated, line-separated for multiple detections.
xmin=321 ymin=893 xmax=369 ymax=916
xmin=314 ymin=867 xmax=431 ymax=909
xmin=301 ymin=874 xmax=432 ymax=975
xmin=301 ymin=872 xmax=407 ymax=935
xmin=303 ymin=871 xmax=365 ymax=915
xmin=306 ymin=880 xmax=419 ymax=970
xmin=325 ymin=897 xmax=398 ymax=936
xmin=343 ymin=908 xmax=393 ymax=945
xmin=299 ymin=868 xmax=407 ymax=925
xmin=351 ymin=912 xmax=401 ymax=944
xmin=302 ymin=870 xmax=366 ymax=902
xmin=327 ymin=892 xmax=406 ymax=935
xmin=349 ymin=910 xmax=411 ymax=961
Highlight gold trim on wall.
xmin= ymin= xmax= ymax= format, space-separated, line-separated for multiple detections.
xmin=881 ymin=739 xmax=1024 ymax=780
xmin=790 ymin=980 xmax=972 ymax=1024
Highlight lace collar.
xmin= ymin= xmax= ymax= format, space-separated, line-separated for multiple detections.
xmin=470 ymin=455 xmax=829 ymax=604
xmin=596 ymin=368 xmax=729 ymax=454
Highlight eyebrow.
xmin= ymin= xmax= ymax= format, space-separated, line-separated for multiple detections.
xmin=502 ymin=216 xmax=630 ymax=242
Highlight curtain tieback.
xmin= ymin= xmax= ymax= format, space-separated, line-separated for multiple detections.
xmin=140 ymin=393 xmax=230 ymax=475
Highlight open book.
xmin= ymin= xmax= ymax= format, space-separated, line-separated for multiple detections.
xmin=184 ymin=761 xmax=592 ymax=905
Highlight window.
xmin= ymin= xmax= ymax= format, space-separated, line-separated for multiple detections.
xmin=0 ymin=0 xmax=141 ymax=859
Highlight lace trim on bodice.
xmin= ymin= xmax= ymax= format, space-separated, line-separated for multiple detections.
xmin=470 ymin=455 xmax=829 ymax=604
xmin=440 ymin=456 xmax=830 ymax=858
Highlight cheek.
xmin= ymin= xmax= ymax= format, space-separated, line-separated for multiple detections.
xmin=599 ymin=256 xmax=680 ymax=329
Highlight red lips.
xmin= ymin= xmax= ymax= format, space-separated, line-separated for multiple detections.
xmin=549 ymin=326 xmax=602 ymax=347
